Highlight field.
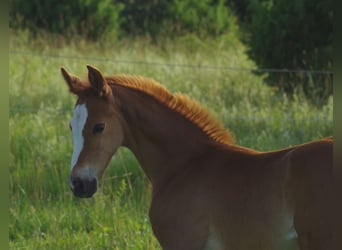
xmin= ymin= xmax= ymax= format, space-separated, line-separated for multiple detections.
xmin=9 ymin=30 xmax=333 ymax=249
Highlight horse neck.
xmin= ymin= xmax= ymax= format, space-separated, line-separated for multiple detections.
xmin=113 ymin=85 xmax=210 ymax=188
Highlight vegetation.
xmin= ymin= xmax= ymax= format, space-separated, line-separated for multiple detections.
xmin=9 ymin=0 xmax=238 ymax=40
xmin=9 ymin=1 xmax=333 ymax=249
xmin=9 ymin=28 xmax=332 ymax=249
xmin=244 ymin=0 xmax=333 ymax=104
xmin=10 ymin=0 xmax=333 ymax=104
xmin=9 ymin=0 xmax=333 ymax=250
xmin=9 ymin=0 xmax=123 ymax=40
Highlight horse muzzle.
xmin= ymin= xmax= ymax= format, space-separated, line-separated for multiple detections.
xmin=69 ymin=176 xmax=98 ymax=198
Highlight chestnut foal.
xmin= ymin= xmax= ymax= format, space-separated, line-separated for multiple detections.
xmin=61 ymin=65 xmax=333 ymax=250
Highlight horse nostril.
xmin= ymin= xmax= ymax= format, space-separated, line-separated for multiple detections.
xmin=70 ymin=176 xmax=97 ymax=198
xmin=71 ymin=177 xmax=82 ymax=190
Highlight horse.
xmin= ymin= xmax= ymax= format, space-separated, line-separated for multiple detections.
xmin=61 ymin=65 xmax=333 ymax=250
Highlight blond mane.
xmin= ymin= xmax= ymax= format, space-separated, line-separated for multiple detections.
xmin=106 ymin=75 xmax=235 ymax=145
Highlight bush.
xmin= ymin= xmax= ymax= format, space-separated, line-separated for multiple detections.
xmin=116 ymin=0 xmax=238 ymax=39
xmin=245 ymin=0 xmax=333 ymax=104
xmin=10 ymin=0 xmax=239 ymax=40
xmin=169 ymin=0 xmax=238 ymax=37
xmin=9 ymin=0 xmax=123 ymax=40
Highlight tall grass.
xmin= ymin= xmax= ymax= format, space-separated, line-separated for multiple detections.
xmin=10 ymin=30 xmax=333 ymax=249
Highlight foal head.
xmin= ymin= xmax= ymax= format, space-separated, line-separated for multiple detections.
xmin=61 ymin=65 xmax=124 ymax=198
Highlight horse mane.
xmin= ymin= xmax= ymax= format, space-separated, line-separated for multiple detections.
xmin=106 ymin=75 xmax=235 ymax=145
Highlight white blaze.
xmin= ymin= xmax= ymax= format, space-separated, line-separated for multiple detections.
xmin=70 ymin=104 xmax=88 ymax=170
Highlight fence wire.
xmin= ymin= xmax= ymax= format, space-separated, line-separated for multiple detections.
xmin=10 ymin=50 xmax=333 ymax=123
xmin=10 ymin=50 xmax=333 ymax=75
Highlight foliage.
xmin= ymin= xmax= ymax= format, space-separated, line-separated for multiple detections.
xmin=9 ymin=0 xmax=123 ymax=40
xmin=116 ymin=0 xmax=173 ymax=38
xmin=167 ymin=0 xmax=238 ymax=37
xmin=245 ymin=0 xmax=333 ymax=104
xmin=10 ymin=0 xmax=238 ymax=39
xmin=9 ymin=0 xmax=333 ymax=104
xmin=227 ymin=0 xmax=250 ymax=22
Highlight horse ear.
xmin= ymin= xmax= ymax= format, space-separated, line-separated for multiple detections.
xmin=61 ymin=67 xmax=84 ymax=95
xmin=86 ymin=65 xmax=111 ymax=96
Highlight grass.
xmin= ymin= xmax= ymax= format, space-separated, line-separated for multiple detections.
xmin=9 ymin=29 xmax=333 ymax=249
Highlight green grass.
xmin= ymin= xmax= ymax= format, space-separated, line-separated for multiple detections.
xmin=9 ymin=30 xmax=333 ymax=249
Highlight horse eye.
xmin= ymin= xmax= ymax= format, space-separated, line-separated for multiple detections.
xmin=93 ymin=123 xmax=105 ymax=134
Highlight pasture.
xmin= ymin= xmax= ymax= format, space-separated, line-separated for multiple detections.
xmin=9 ymin=30 xmax=333 ymax=249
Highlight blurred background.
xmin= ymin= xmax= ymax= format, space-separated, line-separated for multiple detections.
xmin=9 ymin=1 xmax=333 ymax=249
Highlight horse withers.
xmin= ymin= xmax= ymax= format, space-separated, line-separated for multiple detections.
xmin=61 ymin=65 xmax=333 ymax=250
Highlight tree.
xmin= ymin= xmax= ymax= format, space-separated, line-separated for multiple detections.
xmin=245 ymin=0 xmax=333 ymax=104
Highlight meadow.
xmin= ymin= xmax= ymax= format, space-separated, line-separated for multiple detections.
xmin=9 ymin=30 xmax=333 ymax=249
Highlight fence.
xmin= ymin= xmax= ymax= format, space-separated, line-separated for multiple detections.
xmin=10 ymin=50 xmax=333 ymax=75
xmin=9 ymin=50 xmax=333 ymax=123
